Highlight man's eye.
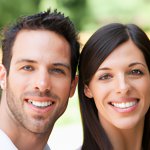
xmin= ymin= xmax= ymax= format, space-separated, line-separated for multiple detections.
xmin=130 ymin=69 xmax=144 ymax=75
xmin=22 ymin=65 xmax=33 ymax=71
xmin=50 ymin=68 xmax=65 ymax=74
xmin=99 ymin=74 xmax=112 ymax=80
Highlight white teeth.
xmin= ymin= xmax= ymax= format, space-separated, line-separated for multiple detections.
xmin=111 ymin=101 xmax=137 ymax=109
xmin=28 ymin=100 xmax=52 ymax=107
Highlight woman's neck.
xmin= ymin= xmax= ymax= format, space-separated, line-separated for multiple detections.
xmin=99 ymin=117 xmax=144 ymax=150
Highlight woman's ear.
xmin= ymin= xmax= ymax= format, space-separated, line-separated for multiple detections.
xmin=84 ymin=84 xmax=93 ymax=99
xmin=0 ymin=64 xmax=7 ymax=90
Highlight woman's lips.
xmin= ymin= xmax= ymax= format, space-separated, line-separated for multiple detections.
xmin=109 ymin=98 xmax=139 ymax=113
xmin=110 ymin=99 xmax=139 ymax=109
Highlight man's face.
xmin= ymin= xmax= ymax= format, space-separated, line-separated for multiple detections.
xmin=4 ymin=29 xmax=77 ymax=134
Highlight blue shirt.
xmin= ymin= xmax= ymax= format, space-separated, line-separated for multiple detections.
xmin=0 ymin=129 xmax=50 ymax=150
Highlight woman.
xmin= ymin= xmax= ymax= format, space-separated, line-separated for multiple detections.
xmin=78 ymin=23 xmax=150 ymax=150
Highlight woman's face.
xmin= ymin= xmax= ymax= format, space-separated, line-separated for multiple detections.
xmin=84 ymin=40 xmax=150 ymax=129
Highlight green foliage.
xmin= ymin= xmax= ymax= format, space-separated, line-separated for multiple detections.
xmin=40 ymin=0 xmax=92 ymax=31
xmin=1 ymin=0 xmax=150 ymax=33
xmin=40 ymin=0 xmax=150 ymax=32
xmin=0 ymin=0 xmax=40 ymax=28
xmin=86 ymin=0 xmax=150 ymax=32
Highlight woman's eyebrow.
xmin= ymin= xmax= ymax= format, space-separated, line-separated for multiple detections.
xmin=129 ymin=62 xmax=146 ymax=68
xmin=98 ymin=67 xmax=111 ymax=71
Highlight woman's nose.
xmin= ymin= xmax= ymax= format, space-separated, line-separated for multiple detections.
xmin=115 ymin=74 xmax=130 ymax=95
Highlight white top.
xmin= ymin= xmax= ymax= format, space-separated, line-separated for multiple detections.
xmin=0 ymin=129 xmax=50 ymax=150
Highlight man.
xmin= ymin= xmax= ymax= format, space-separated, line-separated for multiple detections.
xmin=0 ymin=9 xmax=80 ymax=150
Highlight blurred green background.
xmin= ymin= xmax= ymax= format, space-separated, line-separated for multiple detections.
xmin=1 ymin=0 xmax=150 ymax=32
xmin=0 ymin=0 xmax=150 ymax=149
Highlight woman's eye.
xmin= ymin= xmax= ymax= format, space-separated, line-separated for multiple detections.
xmin=99 ymin=74 xmax=112 ymax=80
xmin=22 ymin=65 xmax=33 ymax=71
xmin=130 ymin=69 xmax=144 ymax=76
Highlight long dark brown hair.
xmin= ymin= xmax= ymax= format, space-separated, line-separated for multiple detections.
xmin=78 ymin=23 xmax=150 ymax=150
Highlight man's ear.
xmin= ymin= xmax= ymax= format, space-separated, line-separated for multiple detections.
xmin=84 ymin=84 xmax=93 ymax=99
xmin=69 ymin=75 xmax=78 ymax=97
xmin=0 ymin=64 xmax=7 ymax=90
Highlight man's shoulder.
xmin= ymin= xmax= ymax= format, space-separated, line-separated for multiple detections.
xmin=44 ymin=144 xmax=51 ymax=150
xmin=0 ymin=129 xmax=51 ymax=150
xmin=0 ymin=129 xmax=18 ymax=150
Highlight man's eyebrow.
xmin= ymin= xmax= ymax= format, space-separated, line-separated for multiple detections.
xmin=15 ymin=59 xmax=37 ymax=64
xmin=15 ymin=59 xmax=71 ymax=70
xmin=129 ymin=62 xmax=146 ymax=68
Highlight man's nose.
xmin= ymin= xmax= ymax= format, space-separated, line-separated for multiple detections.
xmin=34 ymin=71 xmax=51 ymax=92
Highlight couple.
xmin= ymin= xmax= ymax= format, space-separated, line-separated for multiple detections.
xmin=0 ymin=9 xmax=150 ymax=150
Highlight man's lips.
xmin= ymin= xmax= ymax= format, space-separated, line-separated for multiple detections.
xmin=28 ymin=100 xmax=54 ymax=108
xmin=24 ymin=97 xmax=55 ymax=108
xmin=109 ymin=98 xmax=139 ymax=109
